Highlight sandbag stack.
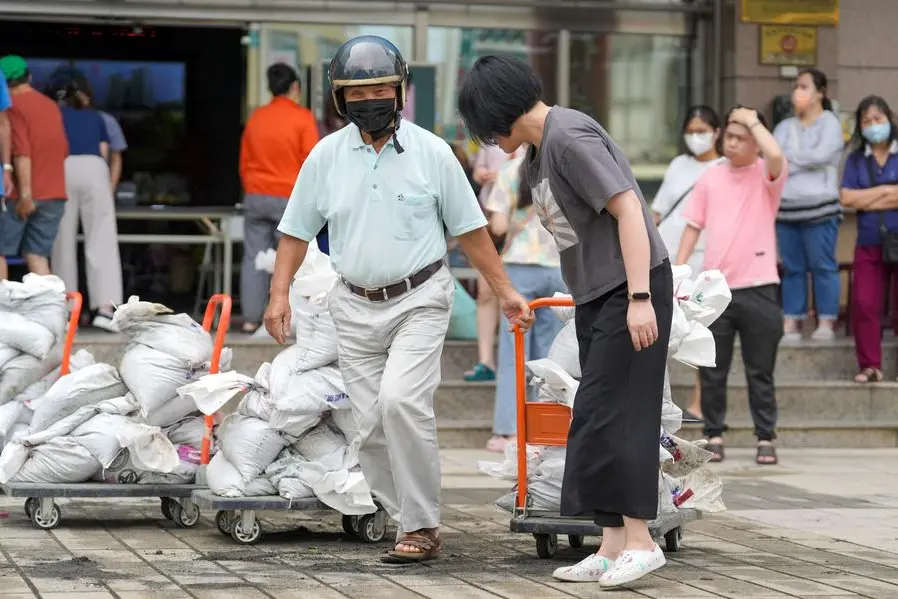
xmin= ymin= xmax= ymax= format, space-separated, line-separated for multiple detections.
xmin=479 ymin=265 xmax=731 ymax=519
xmin=183 ymin=242 xmax=376 ymax=516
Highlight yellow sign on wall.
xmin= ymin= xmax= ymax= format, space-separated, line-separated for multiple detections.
xmin=759 ymin=25 xmax=818 ymax=66
xmin=741 ymin=0 xmax=839 ymax=26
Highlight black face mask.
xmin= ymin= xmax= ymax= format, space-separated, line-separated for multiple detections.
xmin=345 ymin=98 xmax=397 ymax=140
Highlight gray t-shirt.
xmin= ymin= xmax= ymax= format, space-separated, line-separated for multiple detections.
xmin=526 ymin=107 xmax=667 ymax=304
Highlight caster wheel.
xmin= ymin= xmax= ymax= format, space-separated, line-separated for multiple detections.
xmin=169 ymin=501 xmax=200 ymax=529
xmin=534 ymin=533 xmax=558 ymax=559
xmin=664 ymin=527 xmax=682 ymax=552
xmin=160 ymin=498 xmax=174 ymax=520
xmin=342 ymin=515 xmax=359 ymax=536
xmin=216 ymin=510 xmax=235 ymax=536
xmin=356 ymin=512 xmax=386 ymax=543
xmin=568 ymin=534 xmax=585 ymax=549
xmin=24 ymin=498 xmax=38 ymax=519
xmin=231 ymin=517 xmax=262 ymax=545
xmin=31 ymin=502 xmax=61 ymax=530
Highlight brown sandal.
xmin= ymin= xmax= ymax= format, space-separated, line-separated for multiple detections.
xmin=854 ymin=368 xmax=883 ymax=383
xmin=381 ymin=529 xmax=442 ymax=564
xmin=756 ymin=443 xmax=778 ymax=465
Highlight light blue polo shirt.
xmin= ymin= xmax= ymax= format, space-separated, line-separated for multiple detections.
xmin=278 ymin=121 xmax=487 ymax=287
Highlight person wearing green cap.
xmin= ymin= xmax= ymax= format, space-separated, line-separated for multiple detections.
xmin=0 ymin=73 xmax=12 ymax=204
xmin=0 ymin=55 xmax=69 ymax=282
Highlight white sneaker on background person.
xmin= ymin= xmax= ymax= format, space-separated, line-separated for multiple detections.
xmin=598 ymin=544 xmax=666 ymax=587
xmin=552 ymin=553 xmax=613 ymax=582
xmin=92 ymin=306 xmax=118 ymax=332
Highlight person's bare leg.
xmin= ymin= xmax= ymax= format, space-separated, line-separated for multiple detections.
xmin=25 ymin=254 xmax=51 ymax=276
xmin=622 ymin=516 xmax=654 ymax=551
xmin=687 ymin=371 xmax=702 ymax=418
xmin=596 ymin=525 xmax=625 ymax=559
xmin=473 ymin=273 xmax=498 ymax=369
xmin=0 ymin=257 xmax=7 ymax=281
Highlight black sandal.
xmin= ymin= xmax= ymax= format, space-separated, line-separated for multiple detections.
xmin=707 ymin=442 xmax=725 ymax=463
xmin=756 ymin=444 xmax=778 ymax=465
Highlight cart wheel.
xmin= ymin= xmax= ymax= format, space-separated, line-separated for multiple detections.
xmin=169 ymin=501 xmax=201 ymax=529
xmin=160 ymin=498 xmax=174 ymax=520
xmin=30 ymin=502 xmax=61 ymax=530
xmin=216 ymin=510 xmax=235 ymax=536
xmin=534 ymin=533 xmax=558 ymax=559
xmin=341 ymin=515 xmax=359 ymax=536
xmin=231 ymin=516 xmax=262 ymax=545
xmin=664 ymin=527 xmax=682 ymax=552
xmin=356 ymin=513 xmax=386 ymax=543
xmin=568 ymin=535 xmax=584 ymax=549
xmin=24 ymin=498 xmax=38 ymax=519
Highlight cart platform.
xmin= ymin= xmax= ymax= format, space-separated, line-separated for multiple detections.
xmin=191 ymin=489 xmax=387 ymax=545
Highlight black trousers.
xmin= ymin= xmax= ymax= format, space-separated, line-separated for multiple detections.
xmin=560 ymin=261 xmax=674 ymax=528
xmin=700 ymin=284 xmax=783 ymax=441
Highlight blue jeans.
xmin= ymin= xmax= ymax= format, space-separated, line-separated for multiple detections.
xmin=493 ymin=264 xmax=567 ymax=436
xmin=776 ymin=217 xmax=841 ymax=321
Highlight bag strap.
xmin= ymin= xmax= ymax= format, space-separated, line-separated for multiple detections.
xmin=657 ymin=184 xmax=696 ymax=226
xmin=863 ymin=155 xmax=889 ymax=233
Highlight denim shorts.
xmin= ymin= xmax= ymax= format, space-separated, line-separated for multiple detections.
xmin=0 ymin=198 xmax=66 ymax=258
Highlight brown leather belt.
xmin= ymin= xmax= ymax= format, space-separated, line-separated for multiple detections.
xmin=343 ymin=259 xmax=444 ymax=302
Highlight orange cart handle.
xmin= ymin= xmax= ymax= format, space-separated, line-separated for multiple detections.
xmin=513 ymin=296 xmax=574 ymax=511
xmin=60 ymin=291 xmax=83 ymax=376
xmin=201 ymin=294 xmax=233 ymax=465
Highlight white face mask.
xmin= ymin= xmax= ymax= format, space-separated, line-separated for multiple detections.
xmin=684 ymin=132 xmax=715 ymax=157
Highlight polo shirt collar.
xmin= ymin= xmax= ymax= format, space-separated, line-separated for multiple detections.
xmin=348 ymin=122 xmax=409 ymax=152
xmin=864 ymin=140 xmax=898 ymax=156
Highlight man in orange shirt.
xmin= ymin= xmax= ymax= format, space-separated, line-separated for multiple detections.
xmin=239 ymin=63 xmax=319 ymax=332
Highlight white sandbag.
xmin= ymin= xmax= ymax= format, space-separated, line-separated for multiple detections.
xmin=219 ymin=414 xmax=287 ymax=483
xmin=661 ymin=369 xmax=682 ymax=434
xmin=238 ymin=363 xmax=275 ymax=421
xmin=676 ymin=467 xmax=726 ymax=513
xmin=0 ymin=312 xmax=57 ymax=360
xmin=0 ymin=274 xmax=67 ymax=347
xmin=29 ymin=363 xmax=127 ymax=433
xmin=164 ymin=417 xmax=207 ymax=450
xmin=293 ymin=240 xmax=338 ymax=308
xmin=0 ymin=346 xmax=62 ymax=405
xmin=144 ymin=394 xmax=200 ymax=427
xmin=0 ymin=401 xmax=23 ymax=440
xmin=23 ymin=394 xmax=139 ymax=449
xmin=71 ymin=413 xmax=132 ymax=467
xmin=98 ymin=446 xmax=193 ymax=485
xmin=11 ymin=437 xmax=100 ymax=483
xmin=113 ymin=297 xmax=213 ymax=365
xmin=526 ymin=359 xmax=579 ymax=407
xmin=293 ymin=422 xmax=347 ymax=471
xmin=0 ymin=344 xmax=19 ymax=371
xmin=20 ymin=349 xmax=96 ymax=409
xmin=122 ymin=344 xmax=232 ymax=417
xmin=547 ymin=319 xmax=580 ymax=379
xmin=548 ymin=292 xmax=575 ymax=323
xmin=113 ymin=419 xmax=179 ymax=473
xmin=266 ymin=447 xmax=316 ymax=500
xmin=207 ymin=452 xmax=277 ymax=497
xmin=2 ymin=422 xmax=28 ymax=447
xmin=295 ymin=461 xmax=376 ymax=515
xmin=284 ymin=299 xmax=339 ymax=373
xmin=330 ymin=409 xmax=358 ymax=442
xmin=269 ymin=363 xmax=348 ymax=436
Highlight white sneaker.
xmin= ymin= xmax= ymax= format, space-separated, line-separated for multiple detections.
xmin=810 ymin=326 xmax=836 ymax=341
xmin=781 ymin=331 xmax=802 ymax=344
xmin=598 ymin=545 xmax=666 ymax=588
xmin=92 ymin=312 xmax=118 ymax=333
xmin=552 ymin=553 xmax=613 ymax=582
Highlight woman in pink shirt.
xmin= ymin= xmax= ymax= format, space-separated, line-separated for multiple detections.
xmin=677 ymin=106 xmax=788 ymax=466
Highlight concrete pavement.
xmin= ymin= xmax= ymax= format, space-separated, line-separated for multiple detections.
xmin=0 ymin=448 xmax=897 ymax=598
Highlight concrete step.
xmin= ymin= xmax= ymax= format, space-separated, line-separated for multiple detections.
xmin=674 ymin=420 xmax=898 ymax=448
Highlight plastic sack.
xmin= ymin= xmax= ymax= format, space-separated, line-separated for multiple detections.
xmin=661 ymin=369 xmax=682 ymax=434
xmin=671 ymin=324 xmax=716 ymax=368
xmin=207 ymin=451 xmax=276 ymax=497
xmin=0 ymin=346 xmax=62 ymax=405
xmin=548 ymin=292 xmax=575 ymax=323
xmin=178 ymin=369 xmax=252 ymax=416
xmin=254 ymin=248 xmax=276 ymax=274
xmin=12 ymin=437 xmax=101 ymax=483
xmin=547 ymin=320 xmax=580 ymax=379
xmin=218 ymin=414 xmax=287 ymax=483
xmin=294 ymin=461 xmax=376 ymax=515
xmin=676 ymin=467 xmax=726 ymax=513
xmin=677 ymin=269 xmax=732 ymax=328
xmin=293 ymin=240 xmax=338 ymax=307
xmin=477 ymin=442 xmax=550 ymax=482
xmin=660 ymin=433 xmax=713 ymax=478
xmin=269 ymin=362 xmax=348 ymax=436
xmin=447 ymin=278 xmax=477 ymax=340
xmin=29 ymin=363 xmax=128 ymax=434
xmin=526 ymin=359 xmax=579 ymax=408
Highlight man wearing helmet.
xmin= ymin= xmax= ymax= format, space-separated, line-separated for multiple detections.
xmin=264 ymin=36 xmax=533 ymax=563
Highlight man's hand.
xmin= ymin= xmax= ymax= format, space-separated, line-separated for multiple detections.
xmin=729 ymin=107 xmax=759 ymax=128
xmin=263 ymin=292 xmax=292 ymax=345
xmin=627 ymin=300 xmax=658 ymax=351
xmin=15 ymin=196 xmax=35 ymax=220
xmin=499 ymin=287 xmax=534 ymax=332
xmin=3 ymin=171 xmax=13 ymax=198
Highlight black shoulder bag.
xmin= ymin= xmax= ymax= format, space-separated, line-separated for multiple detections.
xmin=864 ymin=156 xmax=898 ymax=264
xmin=657 ymin=184 xmax=696 ymax=226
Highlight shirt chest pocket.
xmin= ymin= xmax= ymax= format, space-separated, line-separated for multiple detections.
xmin=393 ymin=193 xmax=438 ymax=241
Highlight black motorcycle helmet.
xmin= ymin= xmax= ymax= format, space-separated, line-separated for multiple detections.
xmin=328 ymin=35 xmax=409 ymax=117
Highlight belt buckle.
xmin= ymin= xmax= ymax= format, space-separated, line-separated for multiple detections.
xmin=364 ymin=287 xmax=387 ymax=301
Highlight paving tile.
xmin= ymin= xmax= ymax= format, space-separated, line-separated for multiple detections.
xmin=189 ymin=588 xmax=271 ymax=599
xmin=404 ymin=585 xmax=496 ymax=599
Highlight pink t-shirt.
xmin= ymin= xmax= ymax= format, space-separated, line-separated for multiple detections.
xmin=682 ymin=158 xmax=788 ymax=290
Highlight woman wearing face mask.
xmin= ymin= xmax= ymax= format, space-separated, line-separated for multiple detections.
xmin=652 ymin=105 xmax=723 ymax=422
xmin=839 ymin=96 xmax=898 ymax=383
xmin=773 ymin=68 xmax=844 ymax=343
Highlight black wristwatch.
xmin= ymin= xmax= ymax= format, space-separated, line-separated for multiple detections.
xmin=629 ymin=291 xmax=651 ymax=302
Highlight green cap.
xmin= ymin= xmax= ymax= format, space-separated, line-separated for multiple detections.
xmin=0 ymin=55 xmax=28 ymax=81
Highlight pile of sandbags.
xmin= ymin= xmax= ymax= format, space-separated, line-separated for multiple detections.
xmin=0 ymin=296 xmax=230 ymax=486
xmin=183 ymin=246 xmax=374 ymax=516
xmin=480 ymin=265 xmax=731 ymax=518
xmin=0 ymin=275 xmax=70 ymax=441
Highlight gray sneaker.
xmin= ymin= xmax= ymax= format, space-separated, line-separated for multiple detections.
xmin=811 ymin=326 xmax=836 ymax=341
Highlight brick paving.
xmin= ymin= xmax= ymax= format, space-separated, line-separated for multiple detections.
xmin=0 ymin=448 xmax=897 ymax=598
